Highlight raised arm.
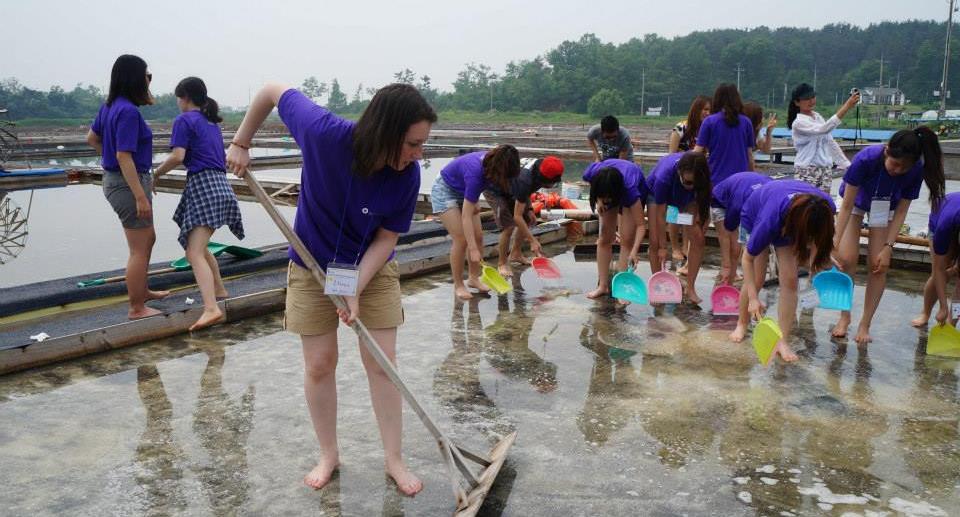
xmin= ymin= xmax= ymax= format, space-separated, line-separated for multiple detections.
xmin=226 ymin=83 xmax=289 ymax=176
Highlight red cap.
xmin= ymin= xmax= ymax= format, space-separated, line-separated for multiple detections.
xmin=539 ymin=156 xmax=564 ymax=179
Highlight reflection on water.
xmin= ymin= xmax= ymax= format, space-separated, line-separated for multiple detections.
xmin=0 ymin=249 xmax=958 ymax=515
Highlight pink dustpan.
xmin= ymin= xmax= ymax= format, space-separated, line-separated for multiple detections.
xmin=532 ymin=257 xmax=562 ymax=279
xmin=648 ymin=264 xmax=683 ymax=304
xmin=711 ymin=285 xmax=740 ymax=316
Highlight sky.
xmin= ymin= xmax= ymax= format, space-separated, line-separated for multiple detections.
xmin=2 ymin=0 xmax=952 ymax=107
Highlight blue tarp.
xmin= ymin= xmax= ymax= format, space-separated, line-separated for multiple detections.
xmin=0 ymin=167 xmax=66 ymax=178
xmin=767 ymin=128 xmax=896 ymax=142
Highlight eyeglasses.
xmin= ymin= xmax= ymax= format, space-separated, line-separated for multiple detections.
xmin=146 ymin=73 xmax=153 ymax=82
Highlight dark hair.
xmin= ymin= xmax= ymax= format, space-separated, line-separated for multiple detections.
xmin=600 ymin=115 xmax=619 ymax=133
xmin=174 ymin=76 xmax=221 ymax=123
xmin=711 ymin=83 xmax=744 ymax=127
xmin=676 ymin=152 xmax=712 ymax=223
xmin=352 ymin=83 xmax=437 ymax=177
xmin=743 ymin=102 xmax=763 ymax=140
xmin=107 ymin=54 xmax=152 ymax=106
xmin=782 ymin=194 xmax=834 ymax=268
xmin=588 ymin=166 xmax=625 ymax=212
xmin=787 ymin=83 xmax=816 ymax=130
xmin=886 ymin=127 xmax=945 ymax=207
xmin=483 ymin=144 xmax=521 ymax=193
xmin=681 ymin=95 xmax=711 ymax=149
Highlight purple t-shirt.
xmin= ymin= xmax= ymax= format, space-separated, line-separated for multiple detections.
xmin=91 ymin=96 xmax=153 ymax=173
xmin=169 ymin=110 xmax=226 ymax=173
xmin=696 ymin=112 xmax=754 ymax=185
xmin=839 ymin=144 xmax=924 ymax=212
xmin=712 ymin=172 xmax=772 ymax=232
xmin=440 ymin=151 xmax=493 ymax=204
xmin=928 ymin=192 xmax=960 ymax=255
xmin=278 ymin=89 xmax=420 ymax=270
xmin=645 ymin=152 xmax=695 ymax=208
xmin=582 ymin=158 xmax=648 ymax=208
xmin=740 ymin=179 xmax=835 ymax=256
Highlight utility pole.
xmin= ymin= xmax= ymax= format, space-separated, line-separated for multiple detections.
xmin=813 ymin=64 xmax=817 ymax=91
xmin=878 ymin=53 xmax=885 ymax=126
xmin=489 ymin=83 xmax=493 ymax=111
xmin=735 ymin=63 xmax=745 ymax=91
xmin=640 ymin=68 xmax=646 ymax=117
xmin=666 ymin=94 xmax=671 ymax=118
xmin=940 ymin=0 xmax=956 ymax=118
xmin=783 ymin=82 xmax=788 ymax=104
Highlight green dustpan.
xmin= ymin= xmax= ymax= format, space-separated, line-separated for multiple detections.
xmin=170 ymin=242 xmax=263 ymax=269
xmin=611 ymin=266 xmax=648 ymax=304
xmin=928 ymin=324 xmax=960 ymax=358
xmin=480 ymin=263 xmax=512 ymax=294
xmin=752 ymin=317 xmax=782 ymax=366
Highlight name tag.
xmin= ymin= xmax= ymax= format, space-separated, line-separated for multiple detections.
xmin=666 ymin=205 xmax=679 ymax=224
xmin=676 ymin=213 xmax=694 ymax=226
xmin=324 ymin=263 xmax=360 ymax=296
xmin=868 ymin=198 xmax=890 ymax=228
xmin=952 ymin=302 xmax=960 ymax=324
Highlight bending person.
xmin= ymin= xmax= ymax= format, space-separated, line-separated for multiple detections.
xmin=911 ymin=192 xmax=960 ymax=327
xmin=667 ymin=95 xmax=711 ymax=266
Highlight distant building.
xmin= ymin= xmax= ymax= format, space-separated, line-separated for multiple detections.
xmin=645 ymin=106 xmax=663 ymax=117
xmin=858 ymin=87 xmax=906 ymax=106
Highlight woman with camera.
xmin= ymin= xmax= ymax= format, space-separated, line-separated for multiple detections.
xmin=787 ymin=83 xmax=860 ymax=193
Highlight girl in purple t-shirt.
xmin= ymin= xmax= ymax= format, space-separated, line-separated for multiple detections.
xmin=732 ymin=180 xmax=836 ymax=362
xmin=431 ymin=145 xmax=521 ymax=300
xmin=694 ymin=83 xmax=756 ymax=284
xmin=832 ymin=127 xmax=945 ymax=344
xmin=85 ymin=54 xmax=169 ymax=320
xmin=582 ymin=159 xmax=649 ymax=301
xmin=645 ymin=152 xmax=711 ymax=304
xmin=226 ymin=82 xmax=436 ymax=496
xmin=154 ymin=77 xmax=244 ymax=331
xmin=911 ymin=193 xmax=960 ymax=328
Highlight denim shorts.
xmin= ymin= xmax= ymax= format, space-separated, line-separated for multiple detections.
xmin=103 ymin=171 xmax=153 ymax=229
xmin=431 ymin=177 xmax=465 ymax=214
xmin=710 ymin=206 xmax=726 ymax=223
xmin=738 ymin=226 xmax=749 ymax=245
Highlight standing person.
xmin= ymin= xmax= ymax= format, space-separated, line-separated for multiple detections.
xmin=153 ymin=77 xmax=244 ymax=331
xmin=832 ymin=128 xmax=945 ymax=344
xmin=85 ymin=54 xmax=168 ymax=319
xmin=226 ymin=82 xmax=436 ymax=495
xmin=483 ymin=156 xmax=565 ymax=276
xmin=911 ymin=192 xmax=960 ymax=328
xmin=645 ymin=152 xmax=712 ymax=304
xmin=788 ymin=83 xmax=860 ymax=193
xmin=694 ymin=83 xmax=756 ymax=285
xmin=667 ymin=95 xmax=711 ymax=266
xmin=431 ymin=146 xmax=521 ymax=300
xmin=587 ymin=115 xmax=634 ymax=162
xmin=736 ymin=180 xmax=836 ymax=361
xmin=582 ymin=158 xmax=648 ymax=300
xmin=742 ymin=101 xmax=778 ymax=154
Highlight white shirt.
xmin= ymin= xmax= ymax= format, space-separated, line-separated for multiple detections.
xmin=791 ymin=112 xmax=851 ymax=169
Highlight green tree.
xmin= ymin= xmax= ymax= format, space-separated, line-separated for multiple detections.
xmin=587 ymin=88 xmax=625 ymax=118
xmin=327 ymin=79 xmax=348 ymax=113
xmin=300 ymin=76 xmax=328 ymax=102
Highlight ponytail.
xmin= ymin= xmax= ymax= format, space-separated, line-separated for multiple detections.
xmin=200 ymin=97 xmax=222 ymax=123
xmin=676 ymin=151 xmax=711 ymax=223
xmin=786 ymin=101 xmax=800 ymax=130
xmin=783 ymin=194 xmax=834 ymax=269
xmin=888 ymin=127 xmax=945 ymax=208
xmin=174 ymin=76 xmax=222 ymax=123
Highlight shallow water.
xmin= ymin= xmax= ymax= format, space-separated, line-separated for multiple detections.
xmin=0 ymin=247 xmax=957 ymax=516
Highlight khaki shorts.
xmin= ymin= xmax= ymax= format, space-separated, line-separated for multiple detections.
xmin=284 ymin=260 xmax=404 ymax=336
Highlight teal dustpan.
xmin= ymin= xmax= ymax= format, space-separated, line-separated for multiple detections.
xmin=812 ymin=267 xmax=853 ymax=311
xmin=611 ymin=266 xmax=648 ymax=304
xmin=170 ymin=242 xmax=263 ymax=269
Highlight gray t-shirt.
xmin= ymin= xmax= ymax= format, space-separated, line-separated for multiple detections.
xmin=587 ymin=124 xmax=634 ymax=160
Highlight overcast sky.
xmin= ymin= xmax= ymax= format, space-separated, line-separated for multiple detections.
xmin=2 ymin=0 xmax=951 ymax=106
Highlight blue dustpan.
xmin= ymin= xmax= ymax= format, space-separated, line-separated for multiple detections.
xmin=611 ymin=266 xmax=648 ymax=304
xmin=812 ymin=267 xmax=854 ymax=311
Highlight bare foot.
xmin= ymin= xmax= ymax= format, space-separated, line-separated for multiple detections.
xmin=509 ymin=254 xmax=531 ymax=265
xmin=466 ymin=278 xmax=491 ymax=294
xmin=910 ymin=314 xmax=929 ymax=328
xmin=729 ymin=323 xmax=748 ymax=343
xmin=146 ymin=289 xmax=170 ymax=301
xmin=672 ymin=251 xmax=685 ymax=263
xmin=587 ymin=286 xmax=610 ymax=299
xmin=677 ymin=265 xmax=688 ymax=276
xmin=215 ymin=287 xmax=229 ymax=299
xmin=386 ymin=460 xmax=423 ymax=496
xmin=774 ymin=340 xmax=798 ymax=362
xmin=189 ymin=306 xmax=225 ymax=331
xmin=854 ymin=326 xmax=873 ymax=345
xmin=616 ymin=298 xmax=631 ymax=306
xmin=831 ymin=314 xmax=850 ymax=338
xmin=498 ymin=263 xmax=512 ymax=277
xmin=454 ymin=285 xmax=474 ymax=300
xmin=128 ymin=306 xmax=163 ymax=320
xmin=304 ymin=456 xmax=340 ymax=490
xmin=686 ymin=287 xmax=702 ymax=305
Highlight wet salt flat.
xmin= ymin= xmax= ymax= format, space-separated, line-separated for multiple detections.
xmin=0 ymin=246 xmax=957 ymax=516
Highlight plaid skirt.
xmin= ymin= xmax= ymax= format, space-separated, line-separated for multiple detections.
xmin=172 ymin=169 xmax=244 ymax=249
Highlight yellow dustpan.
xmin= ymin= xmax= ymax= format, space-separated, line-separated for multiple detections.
xmin=480 ymin=263 xmax=512 ymax=294
xmin=928 ymin=323 xmax=960 ymax=358
xmin=752 ymin=317 xmax=782 ymax=366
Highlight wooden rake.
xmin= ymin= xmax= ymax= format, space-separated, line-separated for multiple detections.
xmin=242 ymin=173 xmax=516 ymax=516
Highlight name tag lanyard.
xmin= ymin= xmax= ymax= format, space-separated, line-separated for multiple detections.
xmin=868 ymin=170 xmax=893 ymax=228
xmin=326 ymin=175 xmax=387 ymax=296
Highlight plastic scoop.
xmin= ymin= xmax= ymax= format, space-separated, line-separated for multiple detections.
xmin=752 ymin=317 xmax=782 ymax=366
xmin=812 ymin=266 xmax=854 ymax=311
xmin=170 ymin=241 xmax=263 ymax=269
xmin=648 ymin=264 xmax=683 ymax=304
xmin=480 ymin=263 xmax=512 ymax=294
xmin=711 ymin=285 xmax=741 ymax=316
xmin=611 ymin=266 xmax=648 ymax=304
xmin=928 ymin=323 xmax=960 ymax=358
xmin=532 ymin=257 xmax=562 ymax=279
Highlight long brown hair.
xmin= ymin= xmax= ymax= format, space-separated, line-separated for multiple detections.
xmin=887 ymin=127 xmax=945 ymax=208
xmin=676 ymin=152 xmax=711 ymax=224
xmin=681 ymin=95 xmax=711 ymax=149
xmin=482 ymin=144 xmax=521 ymax=192
xmin=782 ymin=194 xmax=834 ymax=268
xmin=352 ymin=83 xmax=437 ymax=177
xmin=712 ymin=83 xmax=744 ymax=127
xmin=742 ymin=101 xmax=763 ymax=140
